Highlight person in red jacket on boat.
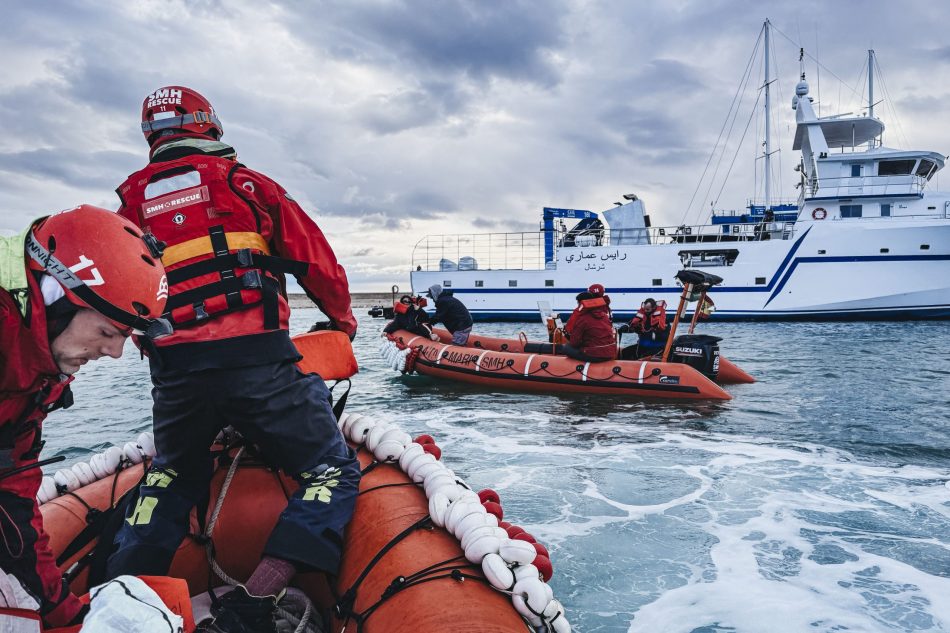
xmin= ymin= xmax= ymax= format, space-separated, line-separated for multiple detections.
xmin=562 ymin=285 xmax=617 ymax=362
xmin=105 ymin=86 xmax=361 ymax=633
xmin=0 ymin=206 xmax=168 ymax=629
xmin=618 ymin=298 xmax=669 ymax=359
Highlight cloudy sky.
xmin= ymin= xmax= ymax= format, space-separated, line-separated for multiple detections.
xmin=2 ymin=0 xmax=949 ymax=290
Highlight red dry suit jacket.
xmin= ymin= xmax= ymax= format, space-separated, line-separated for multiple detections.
xmin=0 ymin=273 xmax=82 ymax=627
xmin=564 ymin=303 xmax=617 ymax=359
xmin=116 ymin=140 xmax=356 ymax=371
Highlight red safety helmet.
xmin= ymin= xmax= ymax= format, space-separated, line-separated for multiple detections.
xmin=26 ymin=205 xmax=171 ymax=337
xmin=588 ymin=283 xmax=605 ymax=297
xmin=141 ymin=86 xmax=223 ymax=147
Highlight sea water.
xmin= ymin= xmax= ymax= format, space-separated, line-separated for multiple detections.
xmin=45 ymin=311 xmax=950 ymax=632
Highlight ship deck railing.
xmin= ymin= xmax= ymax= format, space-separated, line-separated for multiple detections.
xmin=411 ymin=221 xmax=798 ymax=272
xmin=806 ymin=174 xmax=927 ymax=199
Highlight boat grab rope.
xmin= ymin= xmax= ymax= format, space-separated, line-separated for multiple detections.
xmin=339 ymin=411 xmax=572 ymax=632
xmin=413 ymin=343 xmax=665 ymax=384
xmin=333 ymin=515 xmax=487 ymax=632
xmin=202 ymin=445 xmax=318 ymax=633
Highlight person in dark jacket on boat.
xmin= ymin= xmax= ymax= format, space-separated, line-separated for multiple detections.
xmin=106 ymin=86 xmax=360 ymax=633
xmin=427 ymin=284 xmax=473 ymax=345
xmin=562 ymin=291 xmax=617 ymax=362
xmin=384 ymin=295 xmax=436 ymax=339
xmin=618 ymin=298 xmax=668 ymax=359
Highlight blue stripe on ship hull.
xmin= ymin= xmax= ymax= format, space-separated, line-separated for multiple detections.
xmin=466 ymin=305 xmax=950 ymax=322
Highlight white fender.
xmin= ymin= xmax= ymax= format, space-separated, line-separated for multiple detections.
xmin=37 ymin=476 xmax=57 ymax=504
xmin=500 ymin=539 xmax=537 ymax=566
xmin=454 ymin=510 xmax=491 ymax=540
xmin=464 ymin=534 xmax=501 ymax=564
xmin=484 ymin=512 xmax=499 ymax=527
xmin=412 ymin=460 xmax=444 ymax=484
xmin=428 ymin=491 xmax=451 ymax=528
xmin=53 ymin=468 xmax=81 ymax=493
xmin=512 ymin=593 xmax=543 ymax=627
xmin=512 ymin=577 xmax=549 ymax=622
xmin=443 ymin=500 xmax=480 ymax=535
xmin=123 ymin=442 xmax=144 ymax=465
xmin=481 ymin=553 xmax=515 ymax=591
xmin=88 ymin=454 xmax=109 ymax=479
xmin=137 ymin=432 xmax=156 ymax=458
xmin=103 ymin=447 xmax=123 ymax=473
xmin=373 ymin=440 xmax=405 ymax=463
xmin=348 ymin=417 xmax=375 ymax=445
xmin=550 ymin=613 xmax=572 ymax=633
xmin=460 ymin=524 xmax=496 ymax=551
xmin=382 ymin=429 xmax=411 ymax=449
xmin=423 ymin=472 xmax=455 ymax=497
xmin=397 ymin=443 xmax=424 ymax=471
xmin=365 ymin=422 xmax=392 ymax=452
xmin=341 ymin=413 xmax=362 ymax=436
xmin=337 ymin=412 xmax=351 ymax=432
xmin=542 ymin=599 xmax=567 ymax=626
xmin=513 ymin=563 xmax=540 ymax=582
xmin=405 ymin=453 xmax=435 ymax=481
xmin=71 ymin=461 xmax=95 ymax=486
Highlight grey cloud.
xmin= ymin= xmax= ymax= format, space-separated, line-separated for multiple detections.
xmin=0 ymin=148 xmax=140 ymax=192
xmin=292 ymin=0 xmax=569 ymax=87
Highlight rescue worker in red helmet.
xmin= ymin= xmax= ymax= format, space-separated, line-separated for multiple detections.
xmin=106 ymin=86 xmax=360 ymax=633
xmin=562 ymin=288 xmax=617 ymax=362
xmin=618 ymin=297 xmax=668 ymax=359
xmin=0 ymin=205 xmax=168 ymax=628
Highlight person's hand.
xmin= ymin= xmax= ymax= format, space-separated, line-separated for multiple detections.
xmin=308 ymin=320 xmax=333 ymax=333
xmin=308 ymin=320 xmax=356 ymax=341
xmin=429 ymin=333 xmax=440 ymax=341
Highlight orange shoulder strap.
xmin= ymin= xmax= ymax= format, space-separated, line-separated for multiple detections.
xmin=292 ymin=331 xmax=359 ymax=380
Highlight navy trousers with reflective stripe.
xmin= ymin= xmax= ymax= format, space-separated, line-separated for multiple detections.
xmin=106 ymin=361 xmax=360 ymax=578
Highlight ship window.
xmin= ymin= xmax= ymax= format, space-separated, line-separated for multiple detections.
xmin=818 ymin=250 xmax=826 ymax=255
xmin=840 ymin=205 xmax=863 ymax=218
xmin=850 ymin=164 xmax=862 ymax=177
xmin=755 ymin=277 xmax=766 ymax=285
xmin=921 ymin=244 xmax=930 ymax=250
xmin=880 ymin=248 xmax=889 ymax=253
xmin=443 ymin=280 xmax=452 ymax=287
xmin=881 ymin=203 xmax=891 ymax=217
xmin=475 ymin=280 xmax=484 ymax=287
xmin=652 ymin=278 xmax=662 ymax=286
xmin=544 ymin=279 xmax=554 ymax=287
xmin=915 ymin=160 xmax=936 ymax=180
xmin=877 ymin=159 xmax=916 ymax=175
xmin=509 ymin=280 xmax=517 ymax=287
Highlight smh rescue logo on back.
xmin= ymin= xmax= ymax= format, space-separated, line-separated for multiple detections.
xmin=147 ymin=88 xmax=183 ymax=109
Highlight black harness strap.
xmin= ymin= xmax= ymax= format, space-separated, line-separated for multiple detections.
xmin=329 ymin=379 xmax=351 ymax=421
xmin=165 ymin=251 xmax=309 ymax=286
xmin=208 ymin=225 xmax=241 ymax=312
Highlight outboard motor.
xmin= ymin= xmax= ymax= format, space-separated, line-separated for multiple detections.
xmin=670 ymin=334 xmax=721 ymax=380
xmin=367 ymin=305 xmax=395 ymax=319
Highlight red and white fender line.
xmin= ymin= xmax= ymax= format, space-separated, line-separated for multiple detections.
xmin=38 ymin=432 xmax=157 ymax=505
xmin=337 ymin=411 xmax=572 ymax=633
xmin=378 ymin=337 xmax=412 ymax=372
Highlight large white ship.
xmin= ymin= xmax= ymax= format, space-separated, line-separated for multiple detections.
xmin=409 ymin=22 xmax=950 ymax=321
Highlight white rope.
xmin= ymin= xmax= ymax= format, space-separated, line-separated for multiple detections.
xmin=205 ymin=447 xmax=245 ymax=587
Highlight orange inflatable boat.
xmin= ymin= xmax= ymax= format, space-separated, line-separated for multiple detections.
xmin=37 ymin=421 xmax=568 ymax=631
xmin=384 ymin=329 xmax=732 ymax=400
xmin=25 ymin=331 xmax=571 ymax=631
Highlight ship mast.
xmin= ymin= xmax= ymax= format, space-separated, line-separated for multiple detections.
xmin=763 ymin=19 xmax=772 ymax=212
xmin=868 ymin=48 xmax=876 ymax=148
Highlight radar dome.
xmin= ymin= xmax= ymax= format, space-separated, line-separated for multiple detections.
xmin=795 ymin=81 xmax=809 ymax=96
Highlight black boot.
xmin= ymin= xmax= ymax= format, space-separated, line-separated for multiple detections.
xmin=197 ymin=586 xmax=279 ymax=633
